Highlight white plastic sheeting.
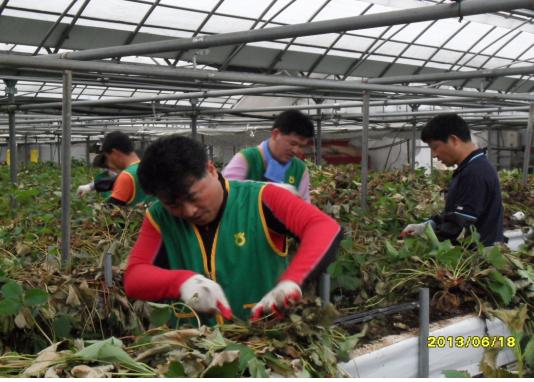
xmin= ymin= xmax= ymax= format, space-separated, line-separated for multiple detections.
xmin=339 ymin=314 xmax=515 ymax=377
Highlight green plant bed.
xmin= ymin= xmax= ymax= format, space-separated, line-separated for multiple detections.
xmin=0 ymin=161 xmax=531 ymax=377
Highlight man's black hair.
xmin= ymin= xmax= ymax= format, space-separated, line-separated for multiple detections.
xmin=273 ymin=110 xmax=314 ymax=138
xmin=421 ymin=114 xmax=471 ymax=143
xmin=138 ymin=135 xmax=207 ymax=204
xmin=101 ymin=131 xmax=134 ymax=154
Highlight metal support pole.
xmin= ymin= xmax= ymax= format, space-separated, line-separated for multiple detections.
xmin=209 ymin=145 xmax=214 ymax=161
xmin=315 ymin=108 xmax=322 ymax=166
xmin=487 ymin=126 xmax=493 ymax=165
xmin=23 ymin=135 xmax=28 ymax=166
xmin=360 ymin=91 xmax=369 ymax=212
xmin=411 ymin=121 xmax=417 ymax=170
xmin=140 ymin=134 xmax=146 ymax=154
xmin=430 ymin=150 xmax=434 ymax=177
xmin=104 ymin=241 xmax=117 ymax=288
xmin=319 ymin=273 xmax=331 ymax=306
xmin=522 ymin=103 xmax=534 ymax=185
xmin=418 ymin=288 xmax=430 ymax=378
xmin=4 ymin=80 xmax=17 ymax=187
xmin=85 ymin=135 xmax=90 ymax=166
xmin=190 ymin=98 xmax=198 ymax=140
xmin=61 ymin=70 xmax=72 ymax=269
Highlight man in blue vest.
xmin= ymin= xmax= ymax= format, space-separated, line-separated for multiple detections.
xmin=223 ymin=110 xmax=314 ymax=201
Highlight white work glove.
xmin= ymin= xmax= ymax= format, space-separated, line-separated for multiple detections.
xmin=251 ymin=280 xmax=302 ymax=321
xmin=512 ymin=211 xmax=525 ymax=222
xmin=76 ymin=183 xmax=94 ymax=197
xmin=179 ymin=274 xmax=233 ymax=320
xmin=400 ymin=221 xmax=433 ymax=238
xmin=268 ymin=182 xmax=300 ymax=197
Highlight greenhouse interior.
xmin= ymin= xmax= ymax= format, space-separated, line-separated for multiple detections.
xmin=0 ymin=0 xmax=533 ymax=378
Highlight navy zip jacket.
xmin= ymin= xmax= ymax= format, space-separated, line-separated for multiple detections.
xmin=431 ymin=148 xmax=504 ymax=246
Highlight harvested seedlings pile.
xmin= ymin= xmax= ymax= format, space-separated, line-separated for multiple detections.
xmin=0 ymin=299 xmax=361 ymax=378
xmin=0 ymin=161 xmax=533 ymax=377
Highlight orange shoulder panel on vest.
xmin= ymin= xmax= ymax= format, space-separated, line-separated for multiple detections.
xmin=110 ymin=171 xmax=135 ymax=202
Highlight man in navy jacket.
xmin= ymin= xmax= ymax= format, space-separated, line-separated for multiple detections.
xmin=401 ymin=114 xmax=504 ymax=246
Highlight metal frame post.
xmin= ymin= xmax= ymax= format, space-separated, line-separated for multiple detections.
xmin=487 ymin=125 xmax=493 ymax=164
xmin=430 ymin=149 xmax=434 ymax=177
xmin=319 ymin=273 xmax=331 ymax=306
xmin=23 ymin=134 xmax=28 ymax=166
xmin=190 ymin=98 xmax=198 ymax=140
xmin=61 ymin=70 xmax=72 ymax=269
xmin=522 ymin=103 xmax=534 ymax=185
xmin=418 ymin=288 xmax=430 ymax=378
xmin=360 ymin=91 xmax=369 ymax=211
xmin=4 ymin=80 xmax=17 ymax=185
xmin=411 ymin=120 xmax=417 ymax=170
xmin=85 ymin=135 xmax=90 ymax=166
xmin=315 ymin=108 xmax=322 ymax=166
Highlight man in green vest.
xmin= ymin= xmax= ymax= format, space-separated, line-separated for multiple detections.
xmin=76 ymin=153 xmax=117 ymax=199
xmin=100 ymin=131 xmax=153 ymax=206
xmin=124 ymin=135 xmax=342 ymax=324
xmin=222 ymin=110 xmax=314 ymax=202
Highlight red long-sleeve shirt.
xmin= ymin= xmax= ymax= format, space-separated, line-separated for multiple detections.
xmin=124 ymin=182 xmax=342 ymax=301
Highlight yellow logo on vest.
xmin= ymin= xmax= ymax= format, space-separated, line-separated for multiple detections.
xmin=288 ymin=176 xmax=296 ymax=184
xmin=234 ymin=232 xmax=246 ymax=247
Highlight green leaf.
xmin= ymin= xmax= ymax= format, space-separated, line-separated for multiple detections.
xmin=24 ymin=288 xmax=49 ymax=306
xmin=340 ymin=239 xmax=354 ymax=253
xmin=247 ymin=357 xmax=268 ymax=378
xmin=487 ymin=305 xmax=527 ymax=333
xmin=225 ymin=343 xmax=255 ymax=374
xmin=165 ymin=361 xmax=186 ymax=377
xmin=424 ymin=223 xmax=440 ymax=249
xmin=52 ymin=315 xmax=73 ymax=338
xmin=443 ymin=369 xmax=471 ymax=378
xmin=0 ymin=298 xmax=21 ymax=316
xmin=76 ymin=337 xmax=153 ymax=374
xmin=485 ymin=246 xmax=506 ymax=270
xmin=337 ymin=332 xmax=364 ymax=362
xmin=148 ymin=304 xmax=171 ymax=327
xmin=384 ymin=240 xmax=399 ymax=258
xmin=331 ymin=274 xmax=362 ymax=291
xmin=202 ymin=351 xmax=240 ymax=378
xmin=1 ymin=281 xmax=23 ymax=301
xmin=486 ymin=271 xmax=516 ymax=305
xmin=439 ymin=247 xmax=462 ymax=268
xmin=525 ymin=337 xmax=534 ymax=368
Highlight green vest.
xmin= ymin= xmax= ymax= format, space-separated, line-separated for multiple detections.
xmin=122 ymin=162 xmax=155 ymax=206
xmin=241 ymin=146 xmax=306 ymax=189
xmin=147 ymin=180 xmax=289 ymax=323
xmin=94 ymin=170 xmax=112 ymax=199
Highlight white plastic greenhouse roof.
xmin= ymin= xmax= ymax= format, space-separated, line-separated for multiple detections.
xmin=0 ymin=0 xmax=533 ymax=134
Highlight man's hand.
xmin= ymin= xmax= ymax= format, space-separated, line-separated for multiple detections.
xmin=251 ymin=280 xmax=302 ymax=321
xmin=76 ymin=183 xmax=93 ymax=197
xmin=400 ymin=222 xmax=427 ymax=238
xmin=179 ymin=274 xmax=233 ymax=320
